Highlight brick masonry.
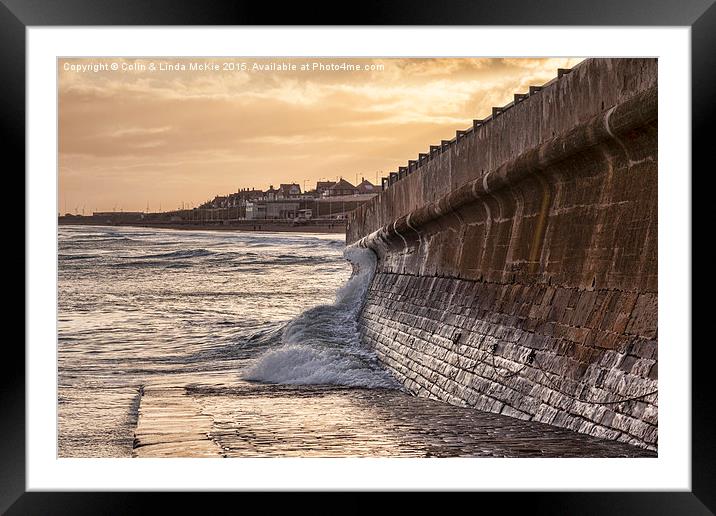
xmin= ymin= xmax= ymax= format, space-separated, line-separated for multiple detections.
xmin=348 ymin=58 xmax=658 ymax=450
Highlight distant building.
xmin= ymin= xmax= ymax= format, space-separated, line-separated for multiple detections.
xmin=356 ymin=177 xmax=376 ymax=194
xmin=296 ymin=209 xmax=312 ymax=220
xmin=191 ymin=178 xmax=376 ymax=220
xmin=226 ymin=194 xmax=239 ymax=208
xmin=315 ymin=181 xmax=336 ymax=196
xmin=245 ymin=201 xmax=301 ymax=220
xmin=227 ymin=188 xmax=264 ymax=207
xmin=204 ymin=195 xmax=228 ymax=209
xmin=277 ymin=183 xmax=302 ymax=199
xmin=324 ymin=178 xmax=358 ymax=197
xmin=265 ymin=185 xmax=278 ymax=201
xmin=245 ymin=201 xmax=266 ymax=219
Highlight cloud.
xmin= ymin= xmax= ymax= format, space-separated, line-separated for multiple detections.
xmin=105 ymin=126 xmax=173 ymax=138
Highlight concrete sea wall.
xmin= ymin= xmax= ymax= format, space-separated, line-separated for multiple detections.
xmin=347 ymin=58 xmax=658 ymax=449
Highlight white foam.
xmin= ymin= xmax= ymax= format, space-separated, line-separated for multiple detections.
xmin=243 ymin=247 xmax=399 ymax=389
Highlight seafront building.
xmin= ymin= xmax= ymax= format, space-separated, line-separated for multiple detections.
xmin=60 ymin=178 xmax=380 ymax=226
xmin=196 ymin=178 xmax=377 ymax=221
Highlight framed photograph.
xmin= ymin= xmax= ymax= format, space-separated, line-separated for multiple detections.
xmin=7 ymin=0 xmax=709 ymax=511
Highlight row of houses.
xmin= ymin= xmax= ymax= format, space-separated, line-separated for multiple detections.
xmin=317 ymin=178 xmax=377 ymax=197
xmin=201 ymin=178 xmax=377 ymax=209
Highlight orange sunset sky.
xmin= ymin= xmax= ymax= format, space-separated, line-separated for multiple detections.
xmin=59 ymin=57 xmax=583 ymax=213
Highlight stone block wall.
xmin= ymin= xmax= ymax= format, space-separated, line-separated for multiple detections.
xmin=348 ymin=58 xmax=658 ymax=450
xmin=361 ymin=274 xmax=657 ymax=448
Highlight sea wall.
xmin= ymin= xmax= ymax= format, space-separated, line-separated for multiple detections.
xmin=347 ymin=58 xmax=658 ymax=449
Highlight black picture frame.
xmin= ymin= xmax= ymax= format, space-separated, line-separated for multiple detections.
xmin=5 ymin=0 xmax=709 ymax=512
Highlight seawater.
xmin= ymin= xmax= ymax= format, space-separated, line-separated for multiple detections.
xmin=58 ymin=225 xmax=654 ymax=458
xmin=243 ymin=244 xmax=397 ymax=388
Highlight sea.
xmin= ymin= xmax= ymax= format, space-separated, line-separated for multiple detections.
xmin=57 ymin=225 xmax=652 ymax=458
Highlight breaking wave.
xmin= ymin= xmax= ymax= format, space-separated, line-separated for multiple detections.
xmin=242 ymin=247 xmax=399 ymax=389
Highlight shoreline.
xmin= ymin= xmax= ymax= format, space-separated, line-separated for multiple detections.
xmin=58 ymin=220 xmax=347 ymax=235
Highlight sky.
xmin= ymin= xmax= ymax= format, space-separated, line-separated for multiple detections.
xmin=59 ymin=57 xmax=583 ymax=213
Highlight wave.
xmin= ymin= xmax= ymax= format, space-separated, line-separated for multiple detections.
xmin=243 ymin=323 xmax=286 ymax=347
xmin=242 ymin=247 xmax=399 ymax=389
xmin=118 ymin=249 xmax=337 ymax=267
xmin=58 ymin=254 xmax=96 ymax=261
xmin=232 ymin=255 xmax=339 ymax=266
xmin=60 ymin=236 xmax=139 ymax=246
xmin=140 ymin=249 xmax=214 ymax=259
